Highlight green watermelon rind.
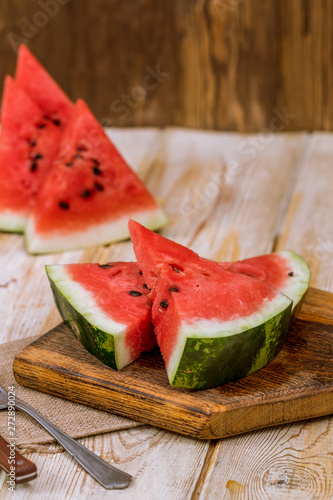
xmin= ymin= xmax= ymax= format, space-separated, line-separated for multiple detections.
xmin=168 ymin=294 xmax=293 ymax=389
xmin=46 ymin=265 xmax=129 ymax=370
xmin=26 ymin=209 xmax=168 ymax=254
xmin=0 ymin=212 xmax=27 ymax=233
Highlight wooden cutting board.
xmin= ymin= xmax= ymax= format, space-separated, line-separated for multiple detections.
xmin=13 ymin=287 xmax=333 ymax=440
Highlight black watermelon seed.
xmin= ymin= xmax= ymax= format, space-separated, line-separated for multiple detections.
xmin=99 ymin=264 xmax=112 ymax=269
xmin=92 ymin=158 xmax=100 ymax=166
xmin=288 ymin=271 xmax=294 ymax=277
xmin=65 ymin=161 xmax=74 ymax=167
xmin=143 ymin=283 xmax=151 ymax=290
xmin=53 ymin=119 xmax=61 ymax=127
xmin=30 ymin=161 xmax=38 ymax=172
xmin=95 ymin=182 xmax=104 ymax=191
xmin=160 ymin=300 xmax=168 ymax=309
xmin=33 ymin=153 xmax=43 ymax=160
xmin=139 ymin=270 xmax=143 ymax=275
xmin=172 ymin=267 xmax=182 ymax=273
xmin=77 ymin=144 xmax=88 ymax=152
xmin=59 ymin=201 xmax=70 ymax=210
xmin=37 ymin=123 xmax=46 ymax=129
xmin=93 ymin=166 xmax=102 ymax=176
xmin=29 ymin=140 xmax=36 ymax=147
xmin=81 ymin=190 xmax=91 ymax=198
xmin=129 ymin=290 xmax=142 ymax=297
xmin=74 ymin=154 xmax=83 ymax=159
xmin=169 ymin=286 xmax=179 ymax=292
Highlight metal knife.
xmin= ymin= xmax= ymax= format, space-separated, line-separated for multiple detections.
xmin=0 ymin=435 xmax=37 ymax=484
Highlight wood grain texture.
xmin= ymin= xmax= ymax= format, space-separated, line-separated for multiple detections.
xmin=276 ymin=132 xmax=333 ymax=292
xmin=0 ymin=129 xmax=332 ymax=498
xmin=1 ymin=1 xmax=333 ymax=131
xmin=195 ymin=131 xmax=333 ymax=500
xmin=141 ymin=130 xmax=307 ymax=260
xmin=0 ymin=428 xmax=210 ymax=500
xmin=12 ymin=288 xmax=333 ymax=440
xmin=196 ymin=418 xmax=333 ymax=500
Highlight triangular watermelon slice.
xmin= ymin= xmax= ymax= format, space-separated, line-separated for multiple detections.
xmin=220 ymin=251 xmax=310 ymax=318
xmin=0 ymin=76 xmax=64 ymax=232
xmin=46 ymin=262 xmax=155 ymax=370
xmin=129 ymin=218 xmax=199 ymax=294
xmin=15 ymin=45 xmax=73 ymax=130
xmin=25 ymin=99 xmax=167 ymax=253
xmin=129 ymin=221 xmax=310 ymax=314
xmin=129 ymin=220 xmax=293 ymax=389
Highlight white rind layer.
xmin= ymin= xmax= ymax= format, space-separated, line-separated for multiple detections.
xmin=166 ymin=290 xmax=292 ymax=383
xmin=46 ymin=265 xmax=133 ymax=370
xmin=26 ymin=207 xmax=168 ymax=254
xmin=277 ymin=250 xmax=311 ymax=309
xmin=0 ymin=210 xmax=27 ymax=233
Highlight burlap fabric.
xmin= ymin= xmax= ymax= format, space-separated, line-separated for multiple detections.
xmin=0 ymin=336 xmax=142 ymax=451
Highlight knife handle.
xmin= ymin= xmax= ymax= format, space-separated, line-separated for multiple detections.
xmin=0 ymin=435 xmax=37 ymax=484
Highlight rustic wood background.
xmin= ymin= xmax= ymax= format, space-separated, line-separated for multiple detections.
xmin=0 ymin=0 xmax=332 ymax=131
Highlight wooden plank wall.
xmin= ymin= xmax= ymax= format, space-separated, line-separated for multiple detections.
xmin=0 ymin=0 xmax=333 ymax=131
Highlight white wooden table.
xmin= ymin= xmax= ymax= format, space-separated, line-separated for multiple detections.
xmin=0 ymin=128 xmax=332 ymax=499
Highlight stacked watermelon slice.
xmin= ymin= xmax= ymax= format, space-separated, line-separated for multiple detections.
xmin=47 ymin=221 xmax=311 ymax=390
xmin=0 ymin=46 xmax=167 ymax=252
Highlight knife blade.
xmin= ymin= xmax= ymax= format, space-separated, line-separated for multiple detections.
xmin=0 ymin=435 xmax=37 ymax=484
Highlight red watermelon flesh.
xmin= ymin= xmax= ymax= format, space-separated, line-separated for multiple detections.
xmin=152 ymin=262 xmax=280 ymax=368
xmin=0 ymin=76 xmax=63 ymax=232
xmin=26 ymin=99 xmax=167 ymax=253
xmin=15 ymin=45 xmax=73 ymax=130
xmin=128 ymin=220 xmax=310 ymax=312
xmin=219 ymin=251 xmax=311 ymax=314
xmin=220 ymin=255 xmax=292 ymax=290
xmin=129 ymin=221 xmax=292 ymax=388
xmin=46 ymin=261 xmax=156 ymax=370
xmin=128 ymin=219 xmax=200 ymax=293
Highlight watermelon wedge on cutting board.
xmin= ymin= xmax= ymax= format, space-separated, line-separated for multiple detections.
xmin=0 ymin=77 xmax=64 ymax=232
xmin=25 ymin=99 xmax=167 ymax=253
xmin=128 ymin=221 xmax=310 ymax=313
xmin=129 ymin=220 xmax=309 ymax=389
xmin=149 ymin=260 xmax=292 ymax=389
xmin=46 ymin=262 xmax=155 ymax=370
xmin=220 ymin=251 xmax=311 ymax=318
xmin=46 ymin=221 xmax=310 ymax=389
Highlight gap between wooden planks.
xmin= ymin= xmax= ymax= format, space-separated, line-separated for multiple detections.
xmin=1 ymin=129 xmax=333 ymax=499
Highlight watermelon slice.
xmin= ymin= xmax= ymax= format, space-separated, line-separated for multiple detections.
xmin=129 ymin=221 xmax=310 ymax=314
xmin=128 ymin=220 xmax=199 ymax=295
xmin=25 ymin=99 xmax=167 ymax=253
xmin=15 ymin=45 xmax=73 ymax=130
xmin=46 ymin=262 xmax=156 ymax=370
xmin=0 ymin=45 xmax=73 ymax=232
xmin=220 ymin=251 xmax=311 ymax=318
xmin=129 ymin=221 xmax=293 ymax=389
xmin=0 ymin=76 xmax=64 ymax=232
